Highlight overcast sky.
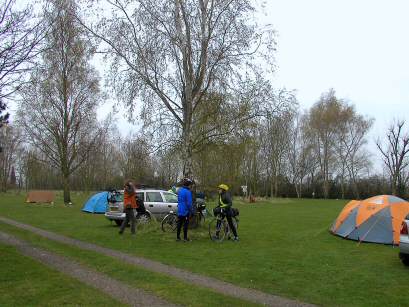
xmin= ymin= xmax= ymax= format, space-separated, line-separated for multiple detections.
xmin=262 ymin=0 xmax=409 ymax=147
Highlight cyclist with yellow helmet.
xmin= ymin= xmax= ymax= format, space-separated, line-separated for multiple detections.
xmin=214 ymin=183 xmax=239 ymax=241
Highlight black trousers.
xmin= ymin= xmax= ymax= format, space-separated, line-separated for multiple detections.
xmin=216 ymin=208 xmax=238 ymax=238
xmin=119 ymin=207 xmax=136 ymax=234
xmin=226 ymin=214 xmax=238 ymax=237
xmin=176 ymin=215 xmax=189 ymax=240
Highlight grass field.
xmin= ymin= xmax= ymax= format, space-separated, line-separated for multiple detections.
xmin=0 ymin=244 xmax=123 ymax=306
xmin=0 ymin=191 xmax=408 ymax=306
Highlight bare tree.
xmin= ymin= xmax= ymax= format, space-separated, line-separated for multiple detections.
xmin=307 ymin=89 xmax=342 ymax=198
xmin=79 ymin=0 xmax=275 ymax=176
xmin=119 ymin=134 xmax=155 ymax=184
xmin=376 ymin=120 xmax=409 ymax=196
xmin=337 ymin=112 xmax=373 ymax=199
xmin=0 ymin=99 xmax=9 ymax=130
xmin=0 ymin=0 xmax=44 ymax=101
xmin=0 ymin=0 xmax=44 ymax=150
xmin=0 ymin=124 xmax=23 ymax=191
xmin=18 ymin=0 xmax=103 ymax=204
xmin=287 ymin=111 xmax=315 ymax=198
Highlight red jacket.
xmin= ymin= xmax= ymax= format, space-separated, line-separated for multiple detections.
xmin=124 ymin=187 xmax=138 ymax=209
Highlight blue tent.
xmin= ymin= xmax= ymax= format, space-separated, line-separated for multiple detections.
xmin=82 ymin=191 xmax=109 ymax=213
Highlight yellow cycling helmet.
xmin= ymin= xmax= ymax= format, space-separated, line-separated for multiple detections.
xmin=217 ymin=184 xmax=229 ymax=191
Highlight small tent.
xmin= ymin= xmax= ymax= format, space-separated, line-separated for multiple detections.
xmin=82 ymin=191 xmax=109 ymax=213
xmin=26 ymin=191 xmax=55 ymax=203
xmin=330 ymin=195 xmax=409 ymax=245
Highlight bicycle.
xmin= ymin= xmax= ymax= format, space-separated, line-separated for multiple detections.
xmin=161 ymin=201 xmax=207 ymax=232
xmin=161 ymin=211 xmax=178 ymax=232
xmin=208 ymin=207 xmax=239 ymax=242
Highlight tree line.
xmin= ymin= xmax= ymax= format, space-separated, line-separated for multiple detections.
xmin=0 ymin=0 xmax=408 ymax=202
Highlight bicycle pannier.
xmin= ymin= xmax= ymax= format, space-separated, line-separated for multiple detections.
xmin=213 ymin=206 xmax=222 ymax=216
xmin=231 ymin=207 xmax=239 ymax=217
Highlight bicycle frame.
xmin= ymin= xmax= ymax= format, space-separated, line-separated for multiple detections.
xmin=209 ymin=212 xmax=238 ymax=242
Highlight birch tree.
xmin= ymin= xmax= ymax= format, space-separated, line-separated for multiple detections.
xmin=18 ymin=0 xmax=103 ymax=204
xmin=80 ymin=0 xmax=275 ymax=176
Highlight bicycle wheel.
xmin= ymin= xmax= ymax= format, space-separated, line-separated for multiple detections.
xmin=199 ymin=212 xmax=205 ymax=226
xmin=161 ymin=214 xmax=177 ymax=232
xmin=189 ymin=213 xmax=200 ymax=229
xmin=209 ymin=218 xmax=227 ymax=242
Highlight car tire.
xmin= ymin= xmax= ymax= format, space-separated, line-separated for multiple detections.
xmin=137 ymin=212 xmax=151 ymax=224
xmin=400 ymin=253 xmax=409 ymax=266
xmin=115 ymin=220 xmax=123 ymax=226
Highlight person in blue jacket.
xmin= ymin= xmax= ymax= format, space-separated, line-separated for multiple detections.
xmin=176 ymin=178 xmax=193 ymax=242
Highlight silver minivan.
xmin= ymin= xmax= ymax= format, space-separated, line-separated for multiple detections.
xmin=105 ymin=189 xmax=178 ymax=225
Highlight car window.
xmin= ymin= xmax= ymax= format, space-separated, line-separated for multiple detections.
xmin=146 ymin=192 xmax=163 ymax=202
xmin=162 ymin=192 xmax=178 ymax=203
xmin=136 ymin=192 xmax=144 ymax=201
xmin=109 ymin=192 xmax=123 ymax=203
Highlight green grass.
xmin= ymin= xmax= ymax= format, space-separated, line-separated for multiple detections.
xmin=0 ymin=223 xmax=258 ymax=307
xmin=0 ymin=243 xmax=123 ymax=306
xmin=1 ymin=191 xmax=409 ymax=306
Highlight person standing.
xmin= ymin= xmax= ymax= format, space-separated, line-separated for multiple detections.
xmin=119 ymin=180 xmax=138 ymax=235
xmin=216 ymin=184 xmax=239 ymax=241
xmin=176 ymin=178 xmax=193 ymax=242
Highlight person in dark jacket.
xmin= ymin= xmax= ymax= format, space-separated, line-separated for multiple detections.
xmin=119 ymin=180 xmax=138 ymax=235
xmin=176 ymin=178 xmax=193 ymax=242
xmin=215 ymin=183 xmax=239 ymax=241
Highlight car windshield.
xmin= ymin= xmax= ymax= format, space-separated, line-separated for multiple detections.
xmin=109 ymin=192 xmax=123 ymax=203
xmin=162 ymin=192 xmax=178 ymax=203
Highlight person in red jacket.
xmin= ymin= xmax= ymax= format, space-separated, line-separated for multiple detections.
xmin=119 ymin=180 xmax=138 ymax=235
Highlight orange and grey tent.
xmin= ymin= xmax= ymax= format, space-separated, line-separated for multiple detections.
xmin=330 ymin=195 xmax=409 ymax=245
xmin=26 ymin=191 xmax=55 ymax=204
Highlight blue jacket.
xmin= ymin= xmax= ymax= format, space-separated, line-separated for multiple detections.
xmin=177 ymin=186 xmax=192 ymax=217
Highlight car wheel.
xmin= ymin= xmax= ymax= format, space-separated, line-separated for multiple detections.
xmin=400 ymin=253 xmax=409 ymax=266
xmin=137 ymin=212 xmax=151 ymax=224
xmin=115 ymin=220 xmax=123 ymax=226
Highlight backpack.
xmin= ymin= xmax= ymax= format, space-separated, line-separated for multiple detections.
xmin=136 ymin=197 xmax=146 ymax=213
xmin=231 ymin=207 xmax=239 ymax=217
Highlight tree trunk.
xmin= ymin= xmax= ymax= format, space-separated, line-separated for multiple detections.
xmin=182 ymin=135 xmax=193 ymax=177
xmin=391 ymin=175 xmax=397 ymax=196
xmin=63 ymin=174 xmax=71 ymax=204
xmin=274 ymin=175 xmax=278 ymax=197
xmin=340 ymin=178 xmax=345 ymax=199
xmin=295 ymin=182 xmax=300 ymax=198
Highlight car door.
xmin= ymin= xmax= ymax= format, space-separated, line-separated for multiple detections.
xmin=161 ymin=192 xmax=178 ymax=213
xmin=145 ymin=191 xmax=165 ymax=217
